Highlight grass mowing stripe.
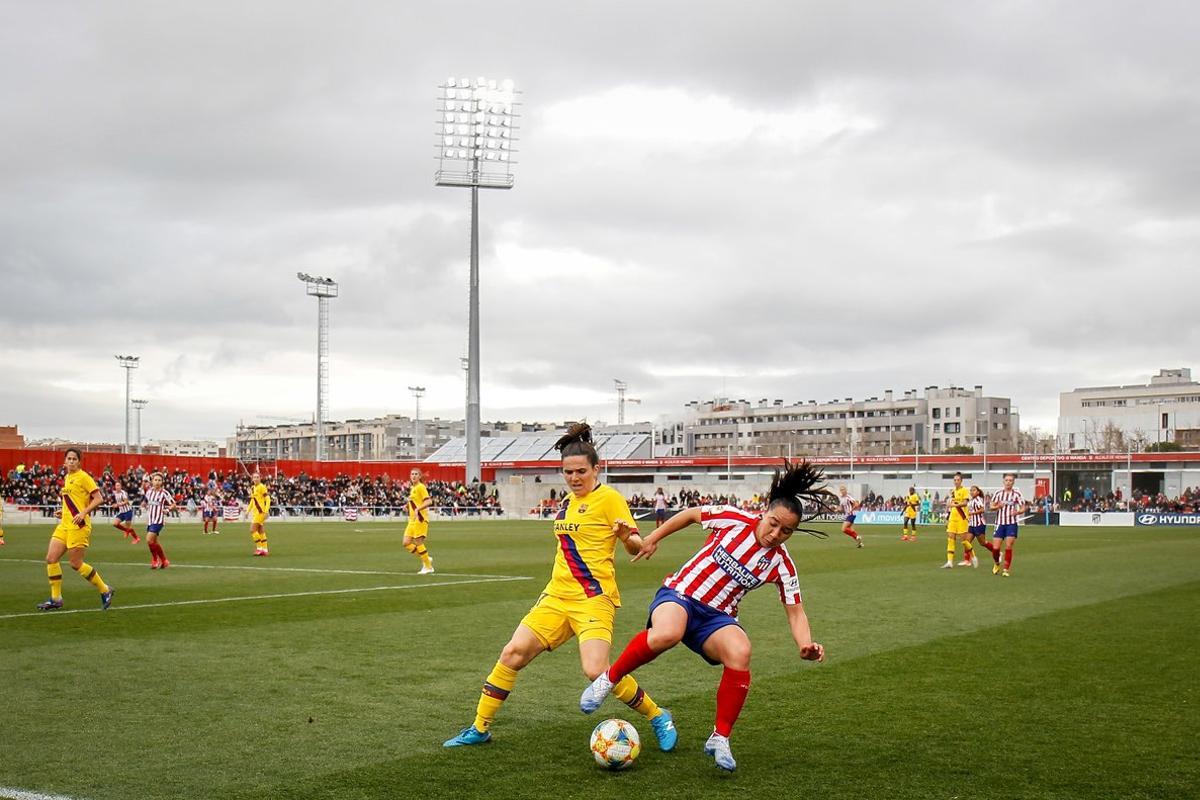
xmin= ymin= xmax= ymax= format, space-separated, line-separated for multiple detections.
xmin=0 ymin=575 xmax=533 ymax=621
xmin=0 ymin=557 xmax=519 ymax=579
xmin=0 ymin=789 xmax=84 ymax=800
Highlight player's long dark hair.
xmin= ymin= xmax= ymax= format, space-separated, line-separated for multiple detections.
xmin=554 ymin=422 xmax=599 ymax=466
xmin=767 ymin=460 xmax=837 ymax=538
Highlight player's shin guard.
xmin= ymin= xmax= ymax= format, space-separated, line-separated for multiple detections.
xmin=473 ymin=661 xmax=518 ymax=733
xmin=415 ymin=543 xmax=431 ymax=569
xmin=404 ymin=541 xmax=418 ymax=555
xmin=946 ymin=536 xmax=956 ymax=562
xmin=714 ymin=667 xmax=751 ymax=737
xmin=47 ymin=562 xmax=64 ymax=600
xmin=612 ymin=675 xmax=661 ymax=720
xmin=964 ymin=539 xmax=974 ymax=556
xmin=78 ymin=562 xmax=109 ymax=594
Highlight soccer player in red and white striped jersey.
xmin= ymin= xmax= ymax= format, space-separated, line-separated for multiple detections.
xmin=110 ymin=480 xmax=140 ymax=543
xmin=989 ymin=473 xmax=1027 ymax=577
xmin=142 ymin=473 xmax=176 ymax=569
xmin=959 ymin=485 xmax=994 ymax=567
xmin=580 ymin=461 xmax=831 ymax=772
xmin=837 ymin=486 xmax=864 ymax=547
xmin=201 ymin=491 xmax=220 ymax=534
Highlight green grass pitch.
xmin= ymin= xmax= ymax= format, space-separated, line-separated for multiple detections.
xmin=1 ymin=519 xmax=1196 ymax=800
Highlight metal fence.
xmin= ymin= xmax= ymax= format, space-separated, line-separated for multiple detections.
xmin=0 ymin=504 xmax=508 ymax=525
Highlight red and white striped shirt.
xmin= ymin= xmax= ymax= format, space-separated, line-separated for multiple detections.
xmin=663 ymin=505 xmax=803 ymax=617
xmin=839 ymin=495 xmax=856 ymax=515
xmin=202 ymin=494 xmax=218 ymax=513
xmin=112 ymin=489 xmax=132 ymax=514
xmin=968 ymin=496 xmax=986 ymax=527
xmin=144 ymin=488 xmax=172 ymax=525
xmin=991 ymin=488 xmax=1025 ymax=525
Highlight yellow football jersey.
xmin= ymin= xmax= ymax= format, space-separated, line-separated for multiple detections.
xmin=61 ymin=469 xmax=99 ymax=526
xmin=949 ymin=487 xmax=970 ymax=522
xmin=407 ymin=482 xmax=430 ymax=522
xmin=904 ymin=493 xmax=920 ymax=517
xmin=250 ymin=482 xmax=271 ymax=516
xmin=543 ymin=484 xmax=635 ymax=605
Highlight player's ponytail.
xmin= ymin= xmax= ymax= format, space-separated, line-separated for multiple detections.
xmin=767 ymin=460 xmax=837 ymax=538
xmin=554 ymin=422 xmax=599 ymax=466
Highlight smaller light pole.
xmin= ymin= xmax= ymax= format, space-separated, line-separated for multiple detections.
xmin=131 ymin=399 xmax=149 ymax=453
xmin=409 ymin=386 xmax=426 ymax=459
xmin=115 ymin=355 xmax=140 ymax=453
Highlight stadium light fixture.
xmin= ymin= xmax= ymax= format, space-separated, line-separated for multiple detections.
xmin=435 ymin=76 xmax=520 ymax=483
xmin=114 ymin=355 xmax=140 ymax=454
xmin=409 ymin=386 xmax=426 ymax=460
xmin=297 ymin=272 xmax=339 ymax=461
xmin=131 ymin=399 xmax=149 ymax=454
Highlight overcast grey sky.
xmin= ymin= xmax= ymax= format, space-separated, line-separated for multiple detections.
xmin=1 ymin=1 xmax=1197 ymax=444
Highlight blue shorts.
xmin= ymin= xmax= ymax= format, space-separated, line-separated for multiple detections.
xmin=844 ymin=514 xmax=856 ymax=524
xmin=968 ymin=524 xmax=986 ymax=536
xmin=116 ymin=510 xmax=133 ymax=523
xmin=147 ymin=523 xmax=164 ymax=534
xmin=202 ymin=511 xmax=216 ymax=519
xmin=648 ymin=586 xmax=741 ymax=666
xmin=995 ymin=523 xmax=1019 ymax=539
xmin=655 ymin=510 xmax=667 ymax=524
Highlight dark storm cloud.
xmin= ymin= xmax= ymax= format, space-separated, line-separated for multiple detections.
xmin=1 ymin=1 xmax=1197 ymax=439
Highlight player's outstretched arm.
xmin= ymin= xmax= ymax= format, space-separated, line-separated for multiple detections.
xmin=633 ymin=507 xmax=702 ymax=562
xmin=613 ymin=520 xmax=643 ymax=556
xmin=785 ymin=602 xmax=824 ymax=662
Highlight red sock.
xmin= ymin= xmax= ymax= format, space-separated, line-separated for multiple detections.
xmin=608 ymin=630 xmax=658 ymax=682
xmin=148 ymin=542 xmax=159 ymax=562
xmin=1004 ymin=548 xmax=1013 ymax=569
xmin=714 ymin=667 xmax=751 ymax=737
xmin=843 ymin=528 xmax=858 ymax=539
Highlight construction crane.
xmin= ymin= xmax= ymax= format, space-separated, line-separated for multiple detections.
xmin=254 ymin=415 xmax=311 ymax=426
xmin=614 ymin=379 xmax=641 ymax=425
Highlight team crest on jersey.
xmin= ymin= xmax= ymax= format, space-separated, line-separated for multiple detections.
xmin=578 ymin=504 xmax=588 ymax=513
xmin=755 ymin=556 xmax=771 ymax=571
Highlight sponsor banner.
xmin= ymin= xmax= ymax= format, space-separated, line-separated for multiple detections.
xmin=1058 ymin=512 xmax=1135 ymax=527
xmin=344 ymin=507 xmax=359 ymax=522
xmin=853 ymin=510 xmax=905 ymax=525
xmin=1134 ymin=512 xmax=1200 ymax=527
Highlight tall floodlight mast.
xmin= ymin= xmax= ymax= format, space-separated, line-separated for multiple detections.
xmin=436 ymin=76 xmax=519 ymax=483
xmin=297 ymin=273 xmax=339 ymax=461
xmin=115 ymin=355 xmax=140 ymax=453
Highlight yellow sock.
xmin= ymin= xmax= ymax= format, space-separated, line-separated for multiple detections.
xmin=473 ymin=661 xmax=519 ymax=733
xmin=612 ymin=674 xmax=662 ymax=720
xmin=259 ymin=536 xmax=268 ymax=552
xmin=79 ymin=562 xmax=109 ymax=594
xmin=946 ymin=537 xmax=956 ymax=561
xmin=964 ymin=540 xmax=975 ymax=556
xmin=47 ymin=562 xmax=63 ymax=600
xmin=416 ymin=544 xmax=431 ymax=568
xmin=404 ymin=542 xmax=418 ymax=555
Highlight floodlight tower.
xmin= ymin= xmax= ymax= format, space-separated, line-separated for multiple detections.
xmin=131 ymin=399 xmax=149 ymax=453
xmin=114 ymin=355 xmax=140 ymax=453
xmin=297 ymin=272 xmax=339 ymax=461
xmin=614 ymin=379 xmax=641 ymax=425
xmin=409 ymin=385 xmax=426 ymax=459
xmin=436 ymin=76 xmax=520 ymax=483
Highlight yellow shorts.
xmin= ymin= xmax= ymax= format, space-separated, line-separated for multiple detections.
xmin=404 ymin=521 xmax=429 ymax=538
xmin=946 ymin=515 xmax=969 ymax=535
xmin=903 ymin=510 xmax=917 ymax=520
xmin=520 ymin=593 xmax=616 ymax=651
xmin=251 ymin=514 xmax=267 ymax=526
xmin=52 ymin=522 xmax=92 ymax=549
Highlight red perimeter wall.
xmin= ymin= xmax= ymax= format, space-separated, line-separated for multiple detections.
xmin=0 ymin=449 xmax=478 ymax=483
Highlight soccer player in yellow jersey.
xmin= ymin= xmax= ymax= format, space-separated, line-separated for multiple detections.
xmin=246 ymin=472 xmax=271 ymax=556
xmin=901 ymin=486 xmax=920 ymax=541
xmin=37 ymin=448 xmax=114 ymax=611
xmin=403 ymin=468 xmax=434 ymax=574
xmin=941 ymin=472 xmax=973 ymax=569
xmin=445 ymin=424 xmax=676 ymax=752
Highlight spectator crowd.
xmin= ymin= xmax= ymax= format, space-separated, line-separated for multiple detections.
xmin=2 ymin=462 xmax=503 ymax=518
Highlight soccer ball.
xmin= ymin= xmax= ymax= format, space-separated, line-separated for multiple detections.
xmin=589 ymin=718 xmax=640 ymax=770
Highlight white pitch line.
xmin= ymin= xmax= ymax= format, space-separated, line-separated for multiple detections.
xmin=0 ymin=787 xmax=82 ymax=800
xmin=0 ymin=575 xmax=533 ymax=621
xmin=0 ymin=558 xmax=516 ymax=580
